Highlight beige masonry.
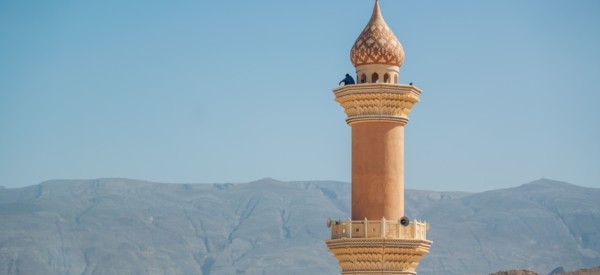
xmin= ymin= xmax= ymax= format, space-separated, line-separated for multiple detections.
xmin=352 ymin=121 xmax=405 ymax=221
xmin=325 ymin=1 xmax=432 ymax=274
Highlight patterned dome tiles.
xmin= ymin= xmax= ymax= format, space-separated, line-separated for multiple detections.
xmin=350 ymin=0 xmax=404 ymax=67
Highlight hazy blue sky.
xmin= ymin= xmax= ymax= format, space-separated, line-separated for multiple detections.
xmin=1 ymin=0 xmax=599 ymax=191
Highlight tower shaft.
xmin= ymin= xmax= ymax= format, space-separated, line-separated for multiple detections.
xmin=352 ymin=122 xmax=404 ymax=221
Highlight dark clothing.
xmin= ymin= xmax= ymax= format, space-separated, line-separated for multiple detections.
xmin=339 ymin=75 xmax=355 ymax=86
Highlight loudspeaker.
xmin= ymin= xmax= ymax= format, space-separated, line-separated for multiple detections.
xmin=326 ymin=218 xmax=333 ymax=228
xmin=400 ymin=216 xmax=410 ymax=227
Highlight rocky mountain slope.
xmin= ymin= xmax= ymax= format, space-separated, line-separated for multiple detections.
xmin=489 ymin=270 xmax=540 ymax=275
xmin=491 ymin=266 xmax=600 ymax=275
xmin=558 ymin=266 xmax=600 ymax=275
xmin=0 ymin=178 xmax=598 ymax=275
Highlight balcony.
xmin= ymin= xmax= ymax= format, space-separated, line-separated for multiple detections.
xmin=328 ymin=217 xmax=429 ymax=240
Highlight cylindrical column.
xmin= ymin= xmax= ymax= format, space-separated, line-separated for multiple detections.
xmin=351 ymin=121 xmax=405 ymax=221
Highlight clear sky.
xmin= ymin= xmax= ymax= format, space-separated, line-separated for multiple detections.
xmin=1 ymin=0 xmax=599 ymax=191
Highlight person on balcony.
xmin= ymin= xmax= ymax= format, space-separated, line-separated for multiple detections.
xmin=339 ymin=74 xmax=355 ymax=86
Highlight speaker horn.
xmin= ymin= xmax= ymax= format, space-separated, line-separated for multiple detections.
xmin=400 ymin=216 xmax=410 ymax=227
xmin=326 ymin=218 xmax=333 ymax=228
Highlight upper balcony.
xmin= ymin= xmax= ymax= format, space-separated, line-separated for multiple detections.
xmin=332 ymin=84 xmax=422 ymax=125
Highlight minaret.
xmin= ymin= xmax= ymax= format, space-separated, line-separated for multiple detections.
xmin=325 ymin=1 xmax=432 ymax=274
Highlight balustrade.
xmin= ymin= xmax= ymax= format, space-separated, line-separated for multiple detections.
xmin=329 ymin=217 xmax=429 ymax=240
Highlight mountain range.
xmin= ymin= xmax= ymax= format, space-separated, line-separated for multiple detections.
xmin=0 ymin=178 xmax=598 ymax=275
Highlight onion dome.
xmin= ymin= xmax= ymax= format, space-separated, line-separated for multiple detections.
xmin=350 ymin=0 xmax=405 ymax=67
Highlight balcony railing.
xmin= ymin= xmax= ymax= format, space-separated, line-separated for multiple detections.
xmin=328 ymin=217 xmax=429 ymax=240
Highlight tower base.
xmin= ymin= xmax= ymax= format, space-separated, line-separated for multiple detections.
xmin=325 ymin=238 xmax=432 ymax=275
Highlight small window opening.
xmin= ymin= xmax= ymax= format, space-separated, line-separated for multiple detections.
xmin=372 ymin=73 xmax=379 ymax=83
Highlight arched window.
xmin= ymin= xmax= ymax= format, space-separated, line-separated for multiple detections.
xmin=394 ymin=74 xmax=398 ymax=84
xmin=372 ymin=73 xmax=379 ymax=83
xmin=384 ymin=73 xmax=390 ymax=83
xmin=361 ymin=74 xmax=367 ymax=83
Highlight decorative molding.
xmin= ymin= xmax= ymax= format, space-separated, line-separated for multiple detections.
xmin=333 ymin=84 xmax=421 ymax=125
xmin=325 ymin=238 xmax=432 ymax=274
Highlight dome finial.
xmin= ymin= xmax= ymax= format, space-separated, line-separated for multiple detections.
xmin=372 ymin=0 xmax=382 ymax=20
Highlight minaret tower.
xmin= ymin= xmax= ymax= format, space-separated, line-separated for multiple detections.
xmin=325 ymin=1 xmax=432 ymax=274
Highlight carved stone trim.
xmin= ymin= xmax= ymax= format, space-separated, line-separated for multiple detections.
xmin=325 ymin=238 xmax=432 ymax=274
xmin=333 ymin=84 xmax=421 ymax=125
